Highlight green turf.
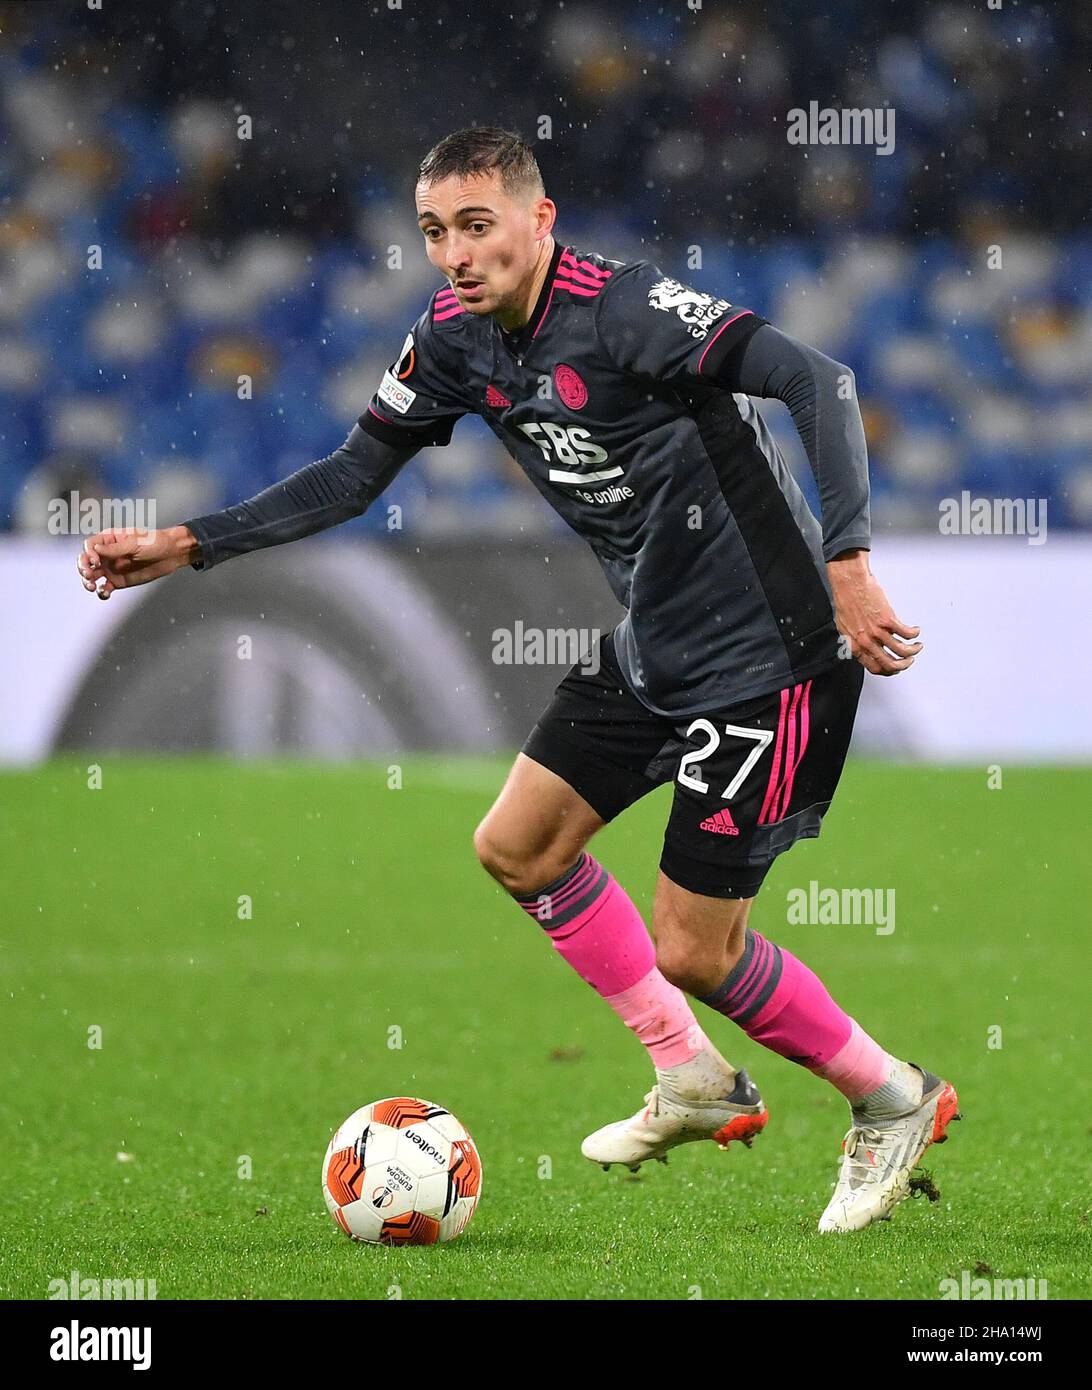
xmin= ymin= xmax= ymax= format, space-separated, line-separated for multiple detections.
xmin=1 ymin=758 xmax=1087 ymax=1300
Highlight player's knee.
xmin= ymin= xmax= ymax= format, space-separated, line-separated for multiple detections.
xmin=653 ymin=899 xmax=751 ymax=994
xmin=472 ymin=821 xmax=573 ymax=897
xmin=472 ymin=821 xmax=509 ymax=880
xmin=653 ymin=910 xmax=720 ymax=993
xmin=654 ymin=937 xmax=719 ymax=995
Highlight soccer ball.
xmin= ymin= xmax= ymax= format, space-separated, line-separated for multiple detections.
xmin=322 ymin=1097 xmax=482 ymax=1245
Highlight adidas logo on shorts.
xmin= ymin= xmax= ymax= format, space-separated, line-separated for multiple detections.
xmin=699 ymin=807 xmax=739 ymax=836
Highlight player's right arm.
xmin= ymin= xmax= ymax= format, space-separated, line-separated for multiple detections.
xmin=78 ymin=303 xmax=468 ymax=599
xmin=76 ymin=425 xmax=418 ymax=598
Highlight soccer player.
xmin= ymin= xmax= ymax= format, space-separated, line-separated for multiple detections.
xmin=76 ymin=128 xmax=959 ymax=1232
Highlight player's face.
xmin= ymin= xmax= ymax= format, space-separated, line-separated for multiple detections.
xmin=415 ymin=169 xmax=553 ymax=319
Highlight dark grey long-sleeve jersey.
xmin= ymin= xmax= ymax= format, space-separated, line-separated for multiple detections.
xmin=184 ymin=242 xmax=871 ymax=716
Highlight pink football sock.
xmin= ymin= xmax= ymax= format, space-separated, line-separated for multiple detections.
xmin=814 ymin=1019 xmax=896 ymax=1103
xmin=602 ymin=966 xmax=707 ymax=1070
xmin=513 ymin=852 xmax=707 ymax=1069
xmin=699 ymin=928 xmax=891 ymax=1101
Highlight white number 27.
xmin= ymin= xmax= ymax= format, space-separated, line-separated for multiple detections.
xmin=677 ymin=720 xmax=773 ymax=800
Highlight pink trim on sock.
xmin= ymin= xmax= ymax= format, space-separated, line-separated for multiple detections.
xmin=546 ymin=869 xmax=655 ymax=997
xmin=540 ymin=856 xmax=600 ymax=915
xmin=605 ymin=966 xmax=707 ymax=1069
xmin=812 ymin=1019 xmax=891 ymax=1102
xmin=710 ymin=938 xmax=893 ymax=1101
xmin=733 ymin=944 xmax=853 ymax=1067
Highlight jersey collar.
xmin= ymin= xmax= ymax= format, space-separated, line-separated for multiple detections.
xmin=496 ymin=239 xmax=566 ymax=354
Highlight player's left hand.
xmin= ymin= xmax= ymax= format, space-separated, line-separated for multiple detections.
xmin=827 ymin=549 xmax=922 ymax=676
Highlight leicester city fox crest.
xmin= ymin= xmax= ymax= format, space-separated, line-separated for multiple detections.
xmin=647 ymin=277 xmax=732 ymax=340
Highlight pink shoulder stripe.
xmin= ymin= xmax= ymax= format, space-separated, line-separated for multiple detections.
xmin=697 ymin=310 xmax=754 ymax=374
xmin=433 ymin=287 xmax=465 ymax=322
xmin=553 ymin=276 xmax=603 ymax=298
xmin=560 ymin=250 xmax=612 ymax=279
xmin=557 ymin=262 xmax=611 ymax=291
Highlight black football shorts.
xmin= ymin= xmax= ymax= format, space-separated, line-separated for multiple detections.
xmin=521 ymin=628 xmax=864 ymax=899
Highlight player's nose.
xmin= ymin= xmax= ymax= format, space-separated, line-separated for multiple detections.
xmin=444 ymin=235 xmax=471 ymax=276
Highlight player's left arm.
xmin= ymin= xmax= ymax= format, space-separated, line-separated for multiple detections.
xmin=595 ymin=263 xmax=920 ymax=675
xmin=719 ymin=324 xmax=923 ymax=676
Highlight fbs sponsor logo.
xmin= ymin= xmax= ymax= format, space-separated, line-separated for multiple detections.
xmin=700 ymin=807 xmax=739 ymax=836
xmin=647 ymin=277 xmax=732 ymax=340
xmin=517 ymin=420 xmax=626 ymax=490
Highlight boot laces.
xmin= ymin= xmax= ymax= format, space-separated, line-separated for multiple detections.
xmin=841 ymin=1122 xmax=887 ymax=1176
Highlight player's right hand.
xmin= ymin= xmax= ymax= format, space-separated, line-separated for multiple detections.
xmin=76 ymin=525 xmax=198 ymax=600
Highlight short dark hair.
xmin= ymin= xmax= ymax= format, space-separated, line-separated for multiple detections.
xmin=417 ymin=127 xmax=545 ymax=201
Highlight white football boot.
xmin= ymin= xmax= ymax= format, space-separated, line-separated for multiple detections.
xmin=582 ymin=1043 xmax=768 ymax=1172
xmin=818 ymin=1064 xmax=961 ymax=1233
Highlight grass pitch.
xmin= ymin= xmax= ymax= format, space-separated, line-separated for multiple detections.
xmin=1 ymin=758 xmax=1087 ymax=1300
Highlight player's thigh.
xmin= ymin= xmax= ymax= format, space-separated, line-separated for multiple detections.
xmin=518 ymin=628 xmax=672 ymax=826
xmin=473 ymin=752 xmax=606 ymax=889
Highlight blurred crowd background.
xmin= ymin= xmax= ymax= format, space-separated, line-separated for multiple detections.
xmin=2 ymin=0 xmax=1090 ymax=538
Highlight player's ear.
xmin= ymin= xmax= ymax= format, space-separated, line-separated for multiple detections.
xmin=534 ymin=196 xmax=556 ymax=236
